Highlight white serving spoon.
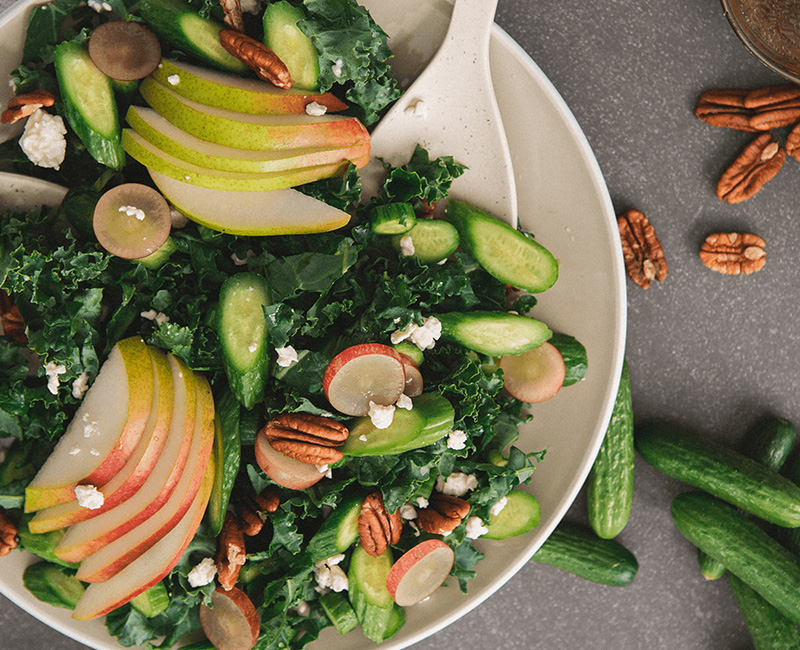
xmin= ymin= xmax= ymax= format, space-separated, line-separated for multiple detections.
xmin=361 ymin=0 xmax=518 ymax=227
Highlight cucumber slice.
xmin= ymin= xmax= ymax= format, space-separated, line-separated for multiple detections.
xmin=131 ymin=582 xmax=170 ymax=617
xmin=208 ymin=390 xmax=241 ymax=536
xmin=348 ymin=546 xmax=394 ymax=643
xmin=23 ymin=562 xmax=85 ymax=609
xmin=53 ymin=41 xmax=125 ymax=170
xmin=136 ymin=236 xmax=177 ymax=270
xmin=446 ymin=199 xmax=558 ymax=293
xmin=484 ymin=490 xmax=541 ymax=540
xmin=391 ymin=219 xmax=459 ymax=263
xmin=342 ymin=394 xmax=454 ymax=457
xmin=262 ymin=1 xmax=320 ymax=91
xmin=17 ymin=518 xmax=79 ymax=569
xmin=437 ymin=311 xmax=552 ymax=357
xmin=139 ymin=0 xmax=248 ymax=72
xmin=383 ymin=605 xmax=406 ymax=641
xmin=392 ymin=340 xmax=424 ymax=367
xmin=370 ymin=203 xmax=417 ymax=235
xmin=307 ymin=494 xmax=363 ymax=563
xmin=216 ymin=272 xmax=272 ymax=409
xmin=319 ymin=591 xmax=358 ymax=635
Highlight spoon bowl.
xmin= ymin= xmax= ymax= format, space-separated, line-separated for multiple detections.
xmin=361 ymin=0 xmax=518 ymax=227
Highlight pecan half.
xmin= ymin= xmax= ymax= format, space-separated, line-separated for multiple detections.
xmin=265 ymin=413 xmax=348 ymax=465
xmin=358 ymin=491 xmax=402 ymax=557
xmin=0 ymin=507 xmax=18 ymax=557
xmin=219 ymin=0 xmax=245 ymax=32
xmin=1 ymin=89 xmax=56 ymax=125
xmin=617 ymin=209 xmax=668 ymax=290
xmin=216 ymin=511 xmax=246 ymax=590
xmin=219 ymin=29 xmax=291 ymax=89
xmin=695 ymin=88 xmax=758 ymax=132
xmin=0 ymin=290 xmax=26 ymax=343
xmin=787 ymin=122 xmax=800 ymax=162
xmin=239 ymin=490 xmax=280 ymax=536
xmin=417 ymin=493 xmax=470 ymax=536
xmin=699 ymin=232 xmax=766 ymax=275
xmin=745 ymin=84 xmax=800 ymax=130
xmin=716 ymin=133 xmax=785 ymax=204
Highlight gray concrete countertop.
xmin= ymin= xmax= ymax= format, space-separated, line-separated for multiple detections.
xmin=0 ymin=0 xmax=795 ymax=648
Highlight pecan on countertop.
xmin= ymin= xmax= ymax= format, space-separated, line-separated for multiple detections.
xmin=699 ymin=232 xmax=767 ymax=275
xmin=0 ymin=507 xmax=19 ymax=557
xmin=358 ymin=491 xmax=402 ymax=557
xmin=417 ymin=493 xmax=470 ymax=536
xmin=695 ymin=88 xmax=758 ymax=132
xmin=216 ymin=511 xmax=246 ymax=590
xmin=787 ymin=122 xmax=800 ymax=162
xmin=617 ymin=209 xmax=668 ymax=290
xmin=1 ymin=88 xmax=55 ymax=125
xmin=239 ymin=490 xmax=280 ymax=537
xmin=264 ymin=413 xmax=348 ymax=465
xmin=716 ymin=133 xmax=785 ymax=204
xmin=219 ymin=29 xmax=291 ymax=89
xmin=744 ymin=84 xmax=800 ymax=131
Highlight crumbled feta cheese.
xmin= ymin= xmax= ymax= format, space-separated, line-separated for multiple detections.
xmin=404 ymin=99 xmax=427 ymax=118
xmin=415 ymin=496 xmax=429 ymax=509
xmin=187 ymin=557 xmax=218 ymax=588
xmin=75 ymin=484 xmax=104 ymax=510
xmin=68 ymin=447 xmax=81 ymax=456
xmin=317 ymin=464 xmax=329 ymax=474
xmin=313 ymin=555 xmax=348 ymax=592
xmin=248 ymin=342 xmax=258 ymax=353
xmin=436 ymin=472 xmax=478 ymax=497
xmin=239 ymin=0 xmax=260 ymax=12
xmin=275 ymin=345 xmax=299 ymax=368
xmin=465 ymin=516 xmax=489 ymax=540
xmin=119 ymin=205 xmax=146 ymax=221
xmin=72 ymin=372 xmax=91 ymax=399
xmin=170 ymin=207 xmax=189 ymax=228
xmin=293 ymin=601 xmax=311 ymax=617
xmin=368 ymin=401 xmax=395 ymax=429
xmin=45 ymin=361 xmax=66 ymax=395
xmin=398 ymin=235 xmax=415 ymax=256
xmin=89 ymin=449 xmax=100 ymax=456
xmin=231 ymin=249 xmax=255 ymax=266
xmin=399 ymin=504 xmax=417 ymax=520
xmin=141 ymin=309 xmax=169 ymax=325
xmin=83 ymin=420 xmax=99 ymax=438
xmin=390 ymin=322 xmax=415 ymax=345
xmin=305 ymin=101 xmax=327 ymax=117
xmin=396 ymin=393 xmax=413 ymax=410
xmin=490 ymin=496 xmax=508 ymax=517
xmin=331 ymin=58 xmax=344 ymax=78
xmin=411 ymin=316 xmax=441 ymax=350
xmin=167 ymin=74 xmax=180 ymax=86
xmin=447 ymin=429 xmax=467 ymax=450
xmin=359 ymin=434 xmax=368 ymax=442
xmin=20 ymin=109 xmax=67 ymax=170
xmin=88 ymin=0 xmax=112 ymax=11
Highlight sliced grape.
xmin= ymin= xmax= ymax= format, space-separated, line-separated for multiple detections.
xmin=89 ymin=21 xmax=162 ymax=82
xmin=499 ymin=342 xmax=566 ymax=404
xmin=199 ymin=586 xmax=260 ymax=650
xmin=93 ymin=183 xmax=172 ymax=260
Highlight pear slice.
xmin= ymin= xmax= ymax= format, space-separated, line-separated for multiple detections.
xmin=151 ymin=58 xmax=347 ymax=114
xmin=75 ymin=373 xmax=215 ymax=582
xmin=122 ymin=129 xmax=367 ymax=192
xmin=29 ymin=348 xmax=174 ymax=533
xmin=54 ymin=355 xmax=197 ymax=564
xmin=24 ymin=337 xmax=154 ymax=513
xmin=127 ymin=106 xmax=370 ymax=174
xmin=149 ymin=170 xmax=351 ymax=236
xmin=71 ymin=455 xmax=215 ymax=621
xmin=139 ymin=77 xmax=368 ymax=151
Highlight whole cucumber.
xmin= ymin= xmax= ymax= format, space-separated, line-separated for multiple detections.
xmin=729 ymin=573 xmax=800 ymax=650
xmin=671 ymin=491 xmax=800 ymax=626
xmin=587 ymin=360 xmax=634 ymax=539
xmin=636 ymin=422 xmax=800 ymax=527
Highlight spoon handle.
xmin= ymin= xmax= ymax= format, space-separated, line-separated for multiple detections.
xmin=444 ymin=0 xmax=500 ymax=59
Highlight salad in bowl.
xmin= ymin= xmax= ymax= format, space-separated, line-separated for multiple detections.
xmin=0 ymin=0 xmax=626 ymax=649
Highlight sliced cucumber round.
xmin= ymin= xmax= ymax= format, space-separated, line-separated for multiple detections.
xmin=484 ymin=490 xmax=541 ymax=540
xmin=391 ymin=219 xmax=459 ymax=263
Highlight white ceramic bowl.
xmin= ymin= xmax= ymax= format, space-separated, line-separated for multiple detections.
xmin=0 ymin=1 xmax=626 ymax=648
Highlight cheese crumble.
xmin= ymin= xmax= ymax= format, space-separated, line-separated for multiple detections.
xmin=436 ymin=472 xmax=478 ymax=497
xmin=305 ymin=101 xmax=327 ymax=116
xmin=275 ymin=345 xmax=299 ymax=367
xmin=75 ymin=484 xmax=104 ymax=510
xmin=19 ymin=109 xmax=67 ymax=170
xmin=188 ymin=557 xmax=218 ymax=587
xmin=368 ymin=401 xmax=395 ymax=429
